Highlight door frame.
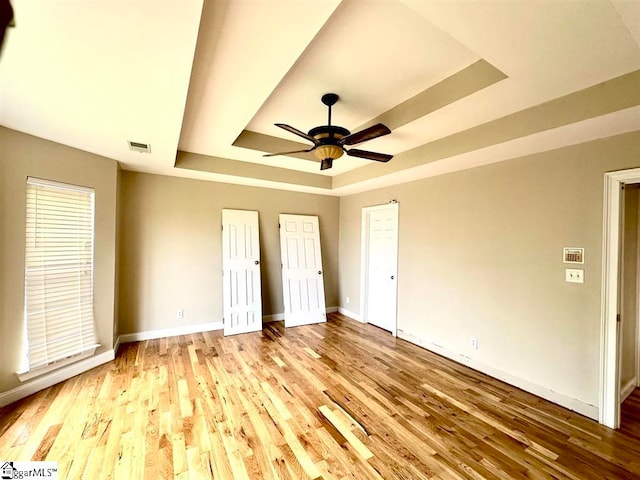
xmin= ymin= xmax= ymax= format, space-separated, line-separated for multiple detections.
xmin=360 ymin=202 xmax=399 ymax=336
xmin=600 ymin=168 xmax=640 ymax=428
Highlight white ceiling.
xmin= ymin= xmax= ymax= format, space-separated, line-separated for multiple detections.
xmin=1 ymin=0 xmax=639 ymax=196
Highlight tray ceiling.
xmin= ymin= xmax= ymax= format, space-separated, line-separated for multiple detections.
xmin=1 ymin=0 xmax=639 ymax=195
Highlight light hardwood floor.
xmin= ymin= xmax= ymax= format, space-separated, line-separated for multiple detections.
xmin=1 ymin=312 xmax=640 ymax=479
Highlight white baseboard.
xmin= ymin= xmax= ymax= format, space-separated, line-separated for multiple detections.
xmin=263 ymin=307 xmax=338 ymax=324
xmin=396 ymin=329 xmax=599 ymax=420
xmin=117 ymin=307 xmax=341 ymax=341
xmin=338 ymin=307 xmax=363 ymax=322
xmin=263 ymin=313 xmax=284 ymax=323
xmin=118 ymin=321 xmax=223 ymax=344
xmin=0 ymin=349 xmax=116 ymax=408
xmin=621 ymin=377 xmax=637 ymax=402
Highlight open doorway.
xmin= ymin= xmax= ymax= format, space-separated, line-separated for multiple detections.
xmin=620 ymin=184 xmax=640 ymax=412
xmin=601 ymin=168 xmax=640 ymax=428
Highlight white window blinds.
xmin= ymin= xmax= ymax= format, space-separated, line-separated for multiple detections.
xmin=23 ymin=177 xmax=98 ymax=371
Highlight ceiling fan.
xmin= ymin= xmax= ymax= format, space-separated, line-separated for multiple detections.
xmin=264 ymin=93 xmax=393 ymax=171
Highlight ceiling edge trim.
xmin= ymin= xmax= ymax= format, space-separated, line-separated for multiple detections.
xmin=333 ymin=69 xmax=640 ymax=188
xmin=175 ymin=150 xmax=331 ymax=189
xmin=359 ymin=59 xmax=506 ymax=132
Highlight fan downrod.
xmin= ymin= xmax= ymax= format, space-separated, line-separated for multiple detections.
xmin=321 ymin=93 xmax=339 ymax=107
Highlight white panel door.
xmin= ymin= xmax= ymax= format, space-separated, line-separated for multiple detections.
xmin=279 ymin=214 xmax=326 ymax=327
xmin=222 ymin=209 xmax=262 ymax=336
xmin=364 ymin=204 xmax=398 ymax=333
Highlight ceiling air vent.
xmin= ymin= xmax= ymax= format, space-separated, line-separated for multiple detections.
xmin=127 ymin=140 xmax=151 ymax=153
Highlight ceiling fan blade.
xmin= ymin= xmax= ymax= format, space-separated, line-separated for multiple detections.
xmin=347 ymin=149 xmax=393 ymax=163
xmin=263 ymin=147 xmax=315 ymax=157
xmin=340 ymin=123 xmax=391 ymax=146
xmin=275 ymin=123 xmax=320 ymax=145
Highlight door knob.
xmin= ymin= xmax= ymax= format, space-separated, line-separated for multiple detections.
xmin=318 ymin=270 xmax=322 ymax=275
xmin=391 ymin=275 xmax=395 ymax=280
xmin=255 ymin=260 xmax=260 ymax=265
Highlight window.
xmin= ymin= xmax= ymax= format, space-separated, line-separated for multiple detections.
xmin=21 ymin=177 xmax=98 ymax=374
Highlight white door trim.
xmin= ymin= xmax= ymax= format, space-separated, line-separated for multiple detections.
xmin=360 ymin=202 xmax=399 ymax=336
xmin=601 ymin=168 xmax=640 ymax=428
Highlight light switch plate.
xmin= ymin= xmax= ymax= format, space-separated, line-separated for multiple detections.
xmin=565 ymin=269 xmax=584 ymax=283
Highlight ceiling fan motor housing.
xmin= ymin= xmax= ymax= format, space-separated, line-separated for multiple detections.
xmin=308 ymin=125 xmax=350 ymax=141
xmin=308 ymin=125 xmax=350 ymax=161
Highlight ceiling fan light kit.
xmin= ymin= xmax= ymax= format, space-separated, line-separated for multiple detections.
xmin=264 ymin=93 xmax=393 ymax=171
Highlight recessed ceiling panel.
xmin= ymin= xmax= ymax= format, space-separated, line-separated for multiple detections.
xmin=247 ymin=0 xmax=480 ymax=140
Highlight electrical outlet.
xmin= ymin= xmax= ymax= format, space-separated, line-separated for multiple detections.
xmin=346 ymin=296 xmax=350 ymax=304
xmin=565 ymin=268 xmax=584 ymax=283
xmin=177 ymin=309 xmax=184 ymax=320
xmin=470 ymin=337 xmax=478 ymax=350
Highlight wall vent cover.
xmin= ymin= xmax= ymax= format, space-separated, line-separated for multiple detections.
xmin=127 ymin=140 xmax=151 ymax=153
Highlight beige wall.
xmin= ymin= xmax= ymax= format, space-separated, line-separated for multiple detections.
xmin=2 ymin=121 xmax=638 ymax=414
xmin=621 ymin=184 xmax=639 ymax=388
xmin=0 ymin=128 xmax=118 ymax=393
xmin=339 ymin=131 xmax=640 ymax=409
xmin=117 ymin=172 xmax=339 ymax=335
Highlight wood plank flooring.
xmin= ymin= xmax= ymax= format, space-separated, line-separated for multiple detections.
xmin=2 ymin=312 xmax=640 ymax=479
